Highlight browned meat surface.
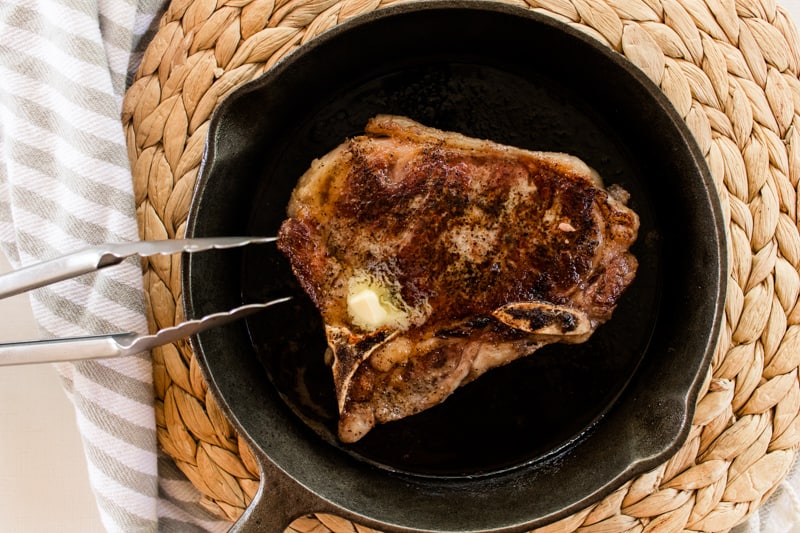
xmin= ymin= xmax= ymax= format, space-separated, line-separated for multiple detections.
xmin=277 ymin=115 xmax=640 ymax=443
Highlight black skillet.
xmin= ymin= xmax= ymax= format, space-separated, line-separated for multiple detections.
xmin=182 ymin=1 xmax=727 ymax=531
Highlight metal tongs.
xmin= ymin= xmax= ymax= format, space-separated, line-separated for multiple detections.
xmin=0 ymin=237 xmax=289 ymax=366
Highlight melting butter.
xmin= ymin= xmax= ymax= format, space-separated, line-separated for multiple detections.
xmin=347 ymin=288 xmax=388 ymax=329
xmin=346 ymin=269 xmax=411 ymax=331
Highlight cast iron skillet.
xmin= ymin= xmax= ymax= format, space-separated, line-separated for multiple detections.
xmin=182 ymin=1 xmax=727 ymax=531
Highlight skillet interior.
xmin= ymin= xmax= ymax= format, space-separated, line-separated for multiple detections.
xmin=183 ymin=1 xmax=726 ymax=530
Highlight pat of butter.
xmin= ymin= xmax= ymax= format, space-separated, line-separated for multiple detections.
xmin=347 ymin=288 xmax=389 ymax=329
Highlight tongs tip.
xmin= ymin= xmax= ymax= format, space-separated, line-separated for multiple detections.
xmin=125 ymin=296 xmax=294 ymax=354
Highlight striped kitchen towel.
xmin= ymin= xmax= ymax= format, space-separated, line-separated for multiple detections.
xmin=0 ymin=0 xmax=229 ymax=531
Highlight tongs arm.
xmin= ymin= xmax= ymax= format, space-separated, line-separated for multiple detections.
xmin=0 ymin=300 xmax=291 ymax=366
xmin=0 ymin=334 xmax=138 ymax=366
xmin=0 ymin=247 xmax=116 ymax=300
xmin=0 ymin=237 xmax=276 ymax=299
xmin=0 ymin=237 xmax=290 ymax=366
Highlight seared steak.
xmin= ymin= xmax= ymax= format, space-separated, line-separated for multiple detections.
xmin=277 ymin=115 xmax=639 ymax=443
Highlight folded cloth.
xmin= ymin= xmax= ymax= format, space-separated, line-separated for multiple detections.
xmin=0 ymin=0 xmax=229 ymax=531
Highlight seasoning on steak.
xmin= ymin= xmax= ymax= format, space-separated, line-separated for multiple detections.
xmin=277 ymin=115 xmax=639 ymax=443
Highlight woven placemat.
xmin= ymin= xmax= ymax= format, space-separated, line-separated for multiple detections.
xmin=122 ymin=0 xmax=800 ymax=530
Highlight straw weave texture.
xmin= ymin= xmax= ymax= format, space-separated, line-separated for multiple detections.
xmin=122 ymin=0 xmax=800 ymax=530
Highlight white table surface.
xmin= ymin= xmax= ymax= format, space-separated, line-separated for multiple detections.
xmin=2 ymin=2 xmax=800 ymax=531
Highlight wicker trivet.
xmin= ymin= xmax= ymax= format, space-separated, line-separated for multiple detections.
xmin=122 ymin=0 xmax=800 ymax=530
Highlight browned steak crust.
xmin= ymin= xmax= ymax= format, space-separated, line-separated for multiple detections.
xmin=278 ymin=115 xmax=639 ymax=442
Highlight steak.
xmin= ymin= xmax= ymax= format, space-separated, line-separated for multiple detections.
xmin=277 ymin=115 xmax=639 ymax=443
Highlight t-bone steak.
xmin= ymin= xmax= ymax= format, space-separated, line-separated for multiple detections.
xmin=277 ymin=115 xmax=640 ymax=443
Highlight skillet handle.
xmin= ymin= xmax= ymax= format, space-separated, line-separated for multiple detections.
xmin=229 ymin=447 xmax=337 ymax=533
